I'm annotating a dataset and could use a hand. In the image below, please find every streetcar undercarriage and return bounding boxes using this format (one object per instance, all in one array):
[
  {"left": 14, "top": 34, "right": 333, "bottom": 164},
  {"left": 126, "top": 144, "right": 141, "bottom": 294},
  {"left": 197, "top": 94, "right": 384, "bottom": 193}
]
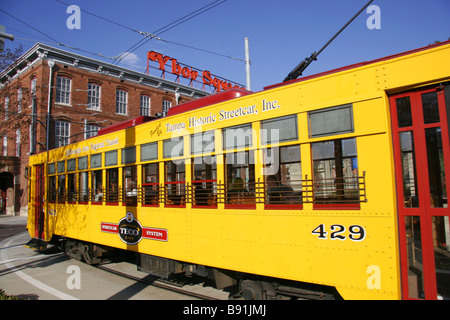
[{"left": 49, "top": 236, "right": 340, "bottom": 300}]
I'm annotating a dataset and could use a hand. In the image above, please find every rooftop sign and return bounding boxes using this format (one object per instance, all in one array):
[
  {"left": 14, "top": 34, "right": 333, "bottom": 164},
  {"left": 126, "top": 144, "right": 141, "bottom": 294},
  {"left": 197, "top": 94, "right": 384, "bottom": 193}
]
[{"left": 146, "top": 51, "right": 245, "bottom": 93}]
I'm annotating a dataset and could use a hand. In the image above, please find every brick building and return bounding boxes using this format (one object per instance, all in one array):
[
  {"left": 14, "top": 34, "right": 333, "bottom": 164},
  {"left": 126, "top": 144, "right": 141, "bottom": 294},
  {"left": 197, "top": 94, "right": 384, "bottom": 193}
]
[{"left": 0, "top": 43, "right": 209, "bottom": 216}]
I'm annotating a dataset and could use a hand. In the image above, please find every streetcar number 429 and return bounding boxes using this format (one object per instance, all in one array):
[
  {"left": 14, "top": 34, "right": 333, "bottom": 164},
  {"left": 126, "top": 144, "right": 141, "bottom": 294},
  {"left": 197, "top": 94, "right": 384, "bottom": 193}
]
[{"left": 311, "top": 224, "right": 366, "bottom": 241}]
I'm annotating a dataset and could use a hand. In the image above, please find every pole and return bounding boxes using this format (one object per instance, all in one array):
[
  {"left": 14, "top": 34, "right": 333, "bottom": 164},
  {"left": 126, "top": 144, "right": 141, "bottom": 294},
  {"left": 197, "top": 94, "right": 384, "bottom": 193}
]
[
  {"left": 46, "top": 60, "right": 55, "bottom": 151},
  {"left": 245, "top": 37, "right": 251, "bottom": 91}
]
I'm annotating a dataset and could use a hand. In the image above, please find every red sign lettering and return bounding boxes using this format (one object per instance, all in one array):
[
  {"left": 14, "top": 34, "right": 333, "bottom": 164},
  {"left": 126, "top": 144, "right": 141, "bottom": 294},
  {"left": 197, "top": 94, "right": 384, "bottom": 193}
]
[{"left": 146, "top": 51, "right": 244, "bottom": 93}]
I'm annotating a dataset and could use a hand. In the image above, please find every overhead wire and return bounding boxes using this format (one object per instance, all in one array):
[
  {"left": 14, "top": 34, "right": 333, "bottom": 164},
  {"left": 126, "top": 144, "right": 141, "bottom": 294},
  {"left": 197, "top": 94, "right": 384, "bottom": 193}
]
[{"left": 111, "top": 0, "right": 229, "bottom": 65}]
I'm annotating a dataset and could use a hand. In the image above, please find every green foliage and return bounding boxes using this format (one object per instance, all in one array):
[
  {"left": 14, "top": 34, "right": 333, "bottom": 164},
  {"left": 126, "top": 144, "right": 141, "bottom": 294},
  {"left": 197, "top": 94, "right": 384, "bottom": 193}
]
[{"left": 0, "top": 288, "right": 19, "bottom": 300}]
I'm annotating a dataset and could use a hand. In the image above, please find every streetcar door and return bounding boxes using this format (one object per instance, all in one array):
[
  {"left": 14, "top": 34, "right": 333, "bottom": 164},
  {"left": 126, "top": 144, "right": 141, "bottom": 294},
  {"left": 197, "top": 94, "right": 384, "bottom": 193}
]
[
  {"left": 34, "top": 164, "right": 45, "bottom": 239},
  {"left": 390, "top": 85, "right": 450, "bottom": 300}
]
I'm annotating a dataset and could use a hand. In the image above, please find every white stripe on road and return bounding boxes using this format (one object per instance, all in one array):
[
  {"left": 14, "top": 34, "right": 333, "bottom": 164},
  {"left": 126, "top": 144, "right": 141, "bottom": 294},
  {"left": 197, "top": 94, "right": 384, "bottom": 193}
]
[{"left": 1, "top": 233, "right": 78, "bottom": 300}]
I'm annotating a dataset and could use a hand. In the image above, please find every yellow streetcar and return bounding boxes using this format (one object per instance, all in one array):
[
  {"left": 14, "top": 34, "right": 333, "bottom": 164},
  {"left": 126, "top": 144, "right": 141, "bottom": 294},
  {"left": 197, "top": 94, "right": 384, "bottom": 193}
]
[{"left": 27, "top": 41, "right": 450, "bottom": 300}]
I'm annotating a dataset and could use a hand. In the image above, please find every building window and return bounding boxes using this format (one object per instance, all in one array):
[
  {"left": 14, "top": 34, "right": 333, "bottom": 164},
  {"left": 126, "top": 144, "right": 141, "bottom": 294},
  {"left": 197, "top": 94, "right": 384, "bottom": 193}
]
[
  {"left": 116, "top": 90, "right": 127, "bottom": 115},
  {"left": 56, "top": 76, "right": 71, "bottom": 104},
  {"left": 2, "top": 135, "right": 7, "bottom": 156},
  {"left": 55, "top": 121, "right": 70, "bottom": 147},
  {"left": 140, "top": 95, "right": 151, "bottom": 116},
  {"left": 17, "top": 88, "right": 22, "bottom": 113},
  {"left": 30, "top": 77, "right": 36, "bottom": 99},
  {"left": 162, "top": 100, "right": 172, "bottom": 117},
  {"left": 87, "top": 83, "right": 101, "bottom": 110},
  {"left": 85, "top": 124, "right": 100, "bottom": 139},
  {"left": 15, "top": 128, "right": 20, "bottom": 157},
  {"left": 4, "top": 97, "right": 9, "bottom": 120}
]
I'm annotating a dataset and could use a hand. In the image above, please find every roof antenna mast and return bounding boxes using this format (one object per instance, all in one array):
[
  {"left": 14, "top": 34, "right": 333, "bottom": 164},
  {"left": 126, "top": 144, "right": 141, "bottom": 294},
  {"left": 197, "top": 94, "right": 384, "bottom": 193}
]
[{"left": 283, "top": 0, "right": 374, "bottom": 82}]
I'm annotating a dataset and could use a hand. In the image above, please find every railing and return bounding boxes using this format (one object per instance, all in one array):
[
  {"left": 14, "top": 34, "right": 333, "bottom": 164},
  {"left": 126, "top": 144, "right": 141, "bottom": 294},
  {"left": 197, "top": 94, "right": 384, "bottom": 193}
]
[{"left": 46, "top": 172, "right": 367, "bottom": 209}]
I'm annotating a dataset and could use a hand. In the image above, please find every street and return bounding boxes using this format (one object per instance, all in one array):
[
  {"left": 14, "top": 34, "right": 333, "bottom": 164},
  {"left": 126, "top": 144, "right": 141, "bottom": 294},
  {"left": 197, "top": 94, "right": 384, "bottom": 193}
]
[{"left": 0, "top": 215, "right": 226, "bottom": 300}]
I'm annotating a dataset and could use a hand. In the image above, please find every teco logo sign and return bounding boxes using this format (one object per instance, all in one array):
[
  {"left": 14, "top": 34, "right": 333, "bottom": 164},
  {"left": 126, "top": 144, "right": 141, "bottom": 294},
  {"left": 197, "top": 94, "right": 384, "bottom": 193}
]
[
  {"left": 101, "top": 212, "right": 168, "bottom": 245},
  {"left": 147, "top": 51, "right": 245, "bottom": 93}
]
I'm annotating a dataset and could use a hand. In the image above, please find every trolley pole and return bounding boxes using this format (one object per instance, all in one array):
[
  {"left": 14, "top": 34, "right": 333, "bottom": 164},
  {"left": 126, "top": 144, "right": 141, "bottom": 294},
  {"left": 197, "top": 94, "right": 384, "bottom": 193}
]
[{"left": 245, "top": 37, "right": 251, "bottom": 91}]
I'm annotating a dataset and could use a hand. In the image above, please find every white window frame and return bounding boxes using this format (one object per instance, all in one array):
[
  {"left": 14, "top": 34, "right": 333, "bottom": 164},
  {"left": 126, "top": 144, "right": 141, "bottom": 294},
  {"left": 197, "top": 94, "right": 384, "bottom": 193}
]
[
  {"left": 55, "top": 121, "right": 70, "bottom": 147},
  {"left": 15, "top": 128, "right": 21, "bottom": 157},
  {"left": 56, "top": 76, "right": 71, "bottom": 105},
  {"left": 116, "top": 90, "right": 128, "bottom": 115},
  {"left": 3, "top": 135, "right": 7, "bottom": 156},
  {"left": 162, "top": 100, "right": 172, "bottom": 117},
  {"left": 87, "top": 83, "right": 101, "bottom": 110},
  {"left": 140, "top": 95, "right": 151, "bottom": 116},
  {"left": 85, "top": 124, "right": 100, "bottom": 139}
]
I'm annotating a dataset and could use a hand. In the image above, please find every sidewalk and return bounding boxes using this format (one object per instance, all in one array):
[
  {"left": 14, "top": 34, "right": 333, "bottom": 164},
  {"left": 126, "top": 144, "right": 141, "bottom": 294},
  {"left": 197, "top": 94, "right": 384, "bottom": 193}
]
[{"left": 0, "top": 215, "right": 28, "bottom": 225}]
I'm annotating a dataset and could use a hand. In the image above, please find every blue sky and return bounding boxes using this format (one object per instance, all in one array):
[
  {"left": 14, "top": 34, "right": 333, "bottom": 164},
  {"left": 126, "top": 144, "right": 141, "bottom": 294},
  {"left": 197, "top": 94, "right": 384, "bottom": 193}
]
[{"left": 1, "top": 0, "right": 449, "bottom": 92}]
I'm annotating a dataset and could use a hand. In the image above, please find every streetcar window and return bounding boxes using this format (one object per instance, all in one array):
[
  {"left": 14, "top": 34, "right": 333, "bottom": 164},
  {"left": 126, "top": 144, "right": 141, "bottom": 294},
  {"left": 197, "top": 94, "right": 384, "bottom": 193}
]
[
  {"left": 312, "top": 138, "right": 360, "bottom": 206},
  {"left": 48, "top": 163, "right": 56, "bottom": 175},
  {"left": 48, "top": 176, "right": 56, "bottom": 202},
  {"left": 67, "top": 172, "right": 76, "bottom": 202},
  {"left": 223, "top": 124, "right": 252, "bottom": 150},
  {"left": 91, "top": 153, "right": 102, "bottom": 168},
  {"left": 191, "top": 130, "right": 215, "bottom": 155},
  {"left": 57, "top": 174, "right": 66, "bottom": 202},
  {"left": 422, "top": 92, "right": 440, "bottom": 124},
  {"left": 192, "top": 155, "right": 217, "bottom": 207},
  {"left": 79, "top": 171, "right": 89, "bottom": 203},
  {"left": 261, "top": 115, "right": 298, "bottom": 145},
  {"left": 396, "top": 96, "right": 413, "bottom": 127},
  {"left": 164, "top": 160, "right": 185, "bottom": 206},
  {"left": 142, "top": 163, "right": 159, "bottom": 205},
  {"left": 57, "top": 160, "right": 65, "bottom": 173},
  {"left": 122, "top": 146, "right": 136, "bottom": 164},
  {"left": 106, "top": 168, "right": 119, "bottom": 203},
  {"left": 67, "top": 158, "right": 76, "bottom": 172},
  {"left": 78, "top": 156, "right": 88, "bottom": 170},
  {"left": 163, "top": 137, "right": 184, "bottom": 158},
  {"left": 225, "top": 151, "right": 255, "bottom": 207},
  {"left": 399, "top": 131, "right": 419, "bottom": 207},
  {"left": 308, "top": 104, "right": 354, "bottom": 138},
  {"left": 263, "top": 145, "right": 302, "bottom": 206},
  {"left": 105, "top": 150, "right": 117, "bottom": 166},
  {"left": 123, "top": 165, "right": 137, "bottom": 205},
  {"left": 141, "top": 142, "right": 158, "bottom": 161},
  {"left": 91, "top": 170, "right": 103, "bottom": 203},
  {"left": 79, "top": 156, "right": 89, "bottom": 203}
]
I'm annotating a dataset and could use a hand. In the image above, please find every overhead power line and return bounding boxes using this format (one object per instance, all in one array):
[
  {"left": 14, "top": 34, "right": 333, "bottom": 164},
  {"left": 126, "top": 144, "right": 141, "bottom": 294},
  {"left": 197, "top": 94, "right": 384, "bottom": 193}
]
[{"left": 112, "top": 0, "right": 228, "bottom": 65}]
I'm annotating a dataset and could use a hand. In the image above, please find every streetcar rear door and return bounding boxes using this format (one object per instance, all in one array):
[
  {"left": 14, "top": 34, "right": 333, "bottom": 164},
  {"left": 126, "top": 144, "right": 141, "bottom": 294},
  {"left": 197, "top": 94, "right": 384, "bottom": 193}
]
[{"left": 390, "top": 84, "right": 450, "bottom": 300}]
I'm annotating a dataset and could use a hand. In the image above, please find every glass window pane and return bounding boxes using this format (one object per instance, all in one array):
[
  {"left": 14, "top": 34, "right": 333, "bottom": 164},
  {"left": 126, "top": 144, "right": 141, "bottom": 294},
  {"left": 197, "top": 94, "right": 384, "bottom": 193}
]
[
  {"left": 432, "top": 216, "right": 450, "bottom": 299},
  {"left": 48, "top": 163, "right": 56, "bottom": 175},
  {"left": 67, "top": 158, "right": 76, "bottom": 172},
  {"left": 163, "top": 137, "right": 184, "bottom": 158},
  {"left": 396, "top": 96, "right": 413, "bottom": 127},
  {"left": 57, "top": 161, "right": 65, "bottom": 173},
  {"left": 141, "top": 142, "right": 158, "bottom": 161},
  {"left": 308, "top": 104, "right": 354, "bottom": 138},
  {"left": 261, "top": 115, "right": 298, "bottom": 144},
  {"left": 425, "top": 127, "right": 447, "bottom": 208},
  {"left": 404, "top": 216, "right": 425, "bottom": 299},
  {"left": 91, "top": 153, "right": 102, "bottom": 168},
  {"left": 122, "top": 146, "right": 136, "bottom": 164},
  {"left": 223, "top": 124, "right": 252, "bottom": 150},
  {"left": 399, "top": 131, "right": 419, "bottom": 208},
  {"left": 105, "top": 150, "right": 117, "bottom": 166},
  {"left": 422, "top": 92, "right": 440, "bottom": 124},
  {"left": 191, "top": 130, "right": 215, "bottom": 154},
  {"left": 78, "top": 156, "right": 88, "bottom": 170}
]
